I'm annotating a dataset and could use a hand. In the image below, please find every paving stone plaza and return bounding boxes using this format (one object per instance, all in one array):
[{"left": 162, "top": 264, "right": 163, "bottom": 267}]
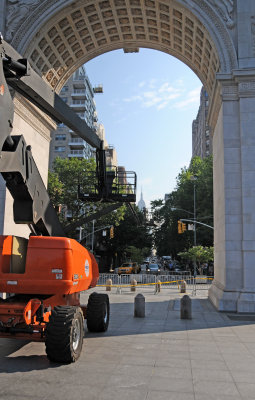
[
  {"left": 1, "top": 288, "right": 255, "bottom": 400},
  {"left": 1, "top": 1, "right": 255, "bottom": 397}
]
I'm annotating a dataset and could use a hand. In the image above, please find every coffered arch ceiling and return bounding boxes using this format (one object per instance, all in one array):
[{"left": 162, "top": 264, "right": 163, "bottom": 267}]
[{"left": 15, "top": 0, "right": 237, "bottom": 96}]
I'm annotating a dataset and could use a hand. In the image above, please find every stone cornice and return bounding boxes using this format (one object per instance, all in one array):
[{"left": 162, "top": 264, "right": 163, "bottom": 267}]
[
  {"left": 217, "top": 70, "right": 255, "bottom": 98},
  {"left": 208, "top": 69, "right": 255, "bottom": 132},
  {"left": 238, "top": 82, "right": 255, "bottom": 98},
  {"left": 221, "top": 82, "right": 239, "bottom": 101}
]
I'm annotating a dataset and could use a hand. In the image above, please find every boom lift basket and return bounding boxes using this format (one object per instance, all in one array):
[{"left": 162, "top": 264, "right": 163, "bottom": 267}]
[{"left": 78, "top": 166, "right": 136, "bottom": 203}]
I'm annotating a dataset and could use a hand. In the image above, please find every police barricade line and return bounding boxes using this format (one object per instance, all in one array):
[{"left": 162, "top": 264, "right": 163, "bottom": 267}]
[
  {"left": 98, "top": 273, "right": 191, "bottom": 285},
  {"left": 96, "top": 275, "right": 213, "bottom": 296},
  {"left": 98, "top": 274, "right": 181, "bottom": 285},
  {"left": 96, "top": 274, "right": 195, "bottom": 294}
]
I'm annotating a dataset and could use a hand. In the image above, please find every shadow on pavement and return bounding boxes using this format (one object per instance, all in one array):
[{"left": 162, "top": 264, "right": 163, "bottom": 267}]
[
  {"left": 0, "top": 354, "right": 61, "bottom": 373},
  {"left": 1, "top": 297, "right": 255, "bottom": 372},
  {"left": 0, "top": 339, "right": 61, "bottom": 372}
]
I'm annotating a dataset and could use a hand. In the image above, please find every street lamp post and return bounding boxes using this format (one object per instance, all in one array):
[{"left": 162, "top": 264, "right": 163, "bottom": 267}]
[
  {"left": 190, "top": 175, "right": 198, "bottom": 275},
  {"left": 78, "top": 226, "right": 83, "bottom": 242},
  {"left": 91, "top": 219, "right": 95, "bottom": 253},
  {"left": 190, "top": 175, "right": 197, "bottom": 247}
]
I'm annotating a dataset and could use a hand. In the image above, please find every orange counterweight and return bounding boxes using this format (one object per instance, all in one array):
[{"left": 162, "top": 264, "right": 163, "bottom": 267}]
[{"left": 0, "top": 235, "right": 99, "bottom": 295}]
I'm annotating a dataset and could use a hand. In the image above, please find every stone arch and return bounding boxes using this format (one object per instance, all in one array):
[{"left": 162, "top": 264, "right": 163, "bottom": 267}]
[
  {"left": 6, "top": 0, "right": 237, "bottom": 96},
  {"left": 6, "top": 0, "right": 255, "bottom": 314}
]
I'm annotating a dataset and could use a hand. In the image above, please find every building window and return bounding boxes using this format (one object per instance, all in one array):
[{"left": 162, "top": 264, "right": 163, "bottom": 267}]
[
  {"left": 55, "top": 134, "right": 66, "bottom": 141},
  {"left": 55, "top": 146, "right": 65, "bottom": 152},
  {"left": 73, "top": 89, "right": 86, "bottom": 94},
  {"left": 72, "top": 100, "right": 85, "bottom": 104}
]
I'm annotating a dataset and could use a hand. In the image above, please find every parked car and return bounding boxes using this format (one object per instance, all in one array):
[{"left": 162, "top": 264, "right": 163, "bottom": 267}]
[
  {"left": 118, "top": 262, "right": 140, "bottom": 274},
  {"left": 140, "top": 264, "right": 148, "bottom": 273},
  {"left": 147, "top": 263, "right": 161, "bottom": 274}
]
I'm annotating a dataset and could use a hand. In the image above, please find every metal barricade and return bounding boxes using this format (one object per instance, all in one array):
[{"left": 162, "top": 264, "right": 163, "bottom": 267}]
[
  {"left": 97, "top": 273, "right": 157, "bottom": 294},
  {"left": 192, "top": 275, "right": 213, "bottom": 295},
  {"left": 96, "top": 273, "right": 213, "bottom": 296},
  {"left": 97, "top": 273, "right": 118, "bottom": 286}
]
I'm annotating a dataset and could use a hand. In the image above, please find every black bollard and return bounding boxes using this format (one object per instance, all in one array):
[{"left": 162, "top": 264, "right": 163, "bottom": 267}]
[
  {"left": 180, "top": 295, "right": 192, "bottom": 319},
  {"left": 134, "top": 293, "right": 145, "bottom": 317}
]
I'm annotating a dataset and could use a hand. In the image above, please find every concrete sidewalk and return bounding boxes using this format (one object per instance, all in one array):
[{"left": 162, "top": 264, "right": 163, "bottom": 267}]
[{"left": 1, "top": 288, "right": 255, "bottom": 399}]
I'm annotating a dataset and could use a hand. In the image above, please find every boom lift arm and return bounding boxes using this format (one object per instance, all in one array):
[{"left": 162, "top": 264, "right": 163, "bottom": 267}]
[
  {"left": 0, "top": 39, "right": 138, "bottom": 362},
  {"left": 0, "top": 38, "right": 137, "bottom": 236}
]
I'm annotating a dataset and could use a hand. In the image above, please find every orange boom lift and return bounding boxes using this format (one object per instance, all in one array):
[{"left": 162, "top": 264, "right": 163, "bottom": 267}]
[{"left": 0, "top": 38, "right": 136, "bottom": 362}]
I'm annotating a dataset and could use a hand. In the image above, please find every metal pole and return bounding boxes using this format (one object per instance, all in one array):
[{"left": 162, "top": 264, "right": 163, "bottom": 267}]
[
  {"left": 193, "top": 179, "right": 197, "bottom": 278},
  {"left": 91, "top": 219, "right": 95, "bottom": 253},
  {"left": 194, "top": 182, "right": 196, "bottom": 246},
  {"left": 179, "top": 218, "right": 213, "bottom": 229},
  {"left": 79, "top": 226, "right": 83, "bottom": 241}
]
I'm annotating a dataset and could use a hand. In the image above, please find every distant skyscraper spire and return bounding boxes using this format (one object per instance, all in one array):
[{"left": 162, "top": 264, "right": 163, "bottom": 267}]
[{"left": 138, "top": 187, "right": 146, "bottom": 211}]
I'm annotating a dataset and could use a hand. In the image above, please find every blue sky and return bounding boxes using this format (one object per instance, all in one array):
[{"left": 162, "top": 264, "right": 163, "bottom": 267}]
[{"left": 86, "top": 48, "right": 202, "bottom": 208}]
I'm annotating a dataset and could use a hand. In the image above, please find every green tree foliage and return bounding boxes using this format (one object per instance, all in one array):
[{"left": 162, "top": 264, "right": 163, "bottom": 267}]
[
  {"left": 151, "top": 156, "right": 213, "bottom": 257},
  {"left": 48, "top": 157, "right": 95, "bottom": 222},
  {"left": 48, "top": 171, "right": 64, "bottom": 209},
  {"left": 124, "top": 246, "right": 151, "bottom": 264},
  {"left": 110, "top": 205, "right": 152, "bottom": 264},
  {"left": 178, "top": 246, "right": 214, "bottom": 269}
]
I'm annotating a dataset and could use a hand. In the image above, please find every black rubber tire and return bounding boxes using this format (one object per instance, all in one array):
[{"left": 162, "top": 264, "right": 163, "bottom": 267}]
[
  {"left": 86, "top": 292, "right": 110, "bottom": 332},
  {"left": 45, "top": 305, "right": 84, "bottom": 363}
]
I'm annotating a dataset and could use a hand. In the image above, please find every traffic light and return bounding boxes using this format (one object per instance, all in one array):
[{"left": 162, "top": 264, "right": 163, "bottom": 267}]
[
  {"left": 110, "top": 226, "right": 114, "bottom": 238},
  {"left": 178, "top": 221, "right": 186, "bottom": 234},
  {"left": 178, "top": 220, "right": 182, "bottom": 234}
]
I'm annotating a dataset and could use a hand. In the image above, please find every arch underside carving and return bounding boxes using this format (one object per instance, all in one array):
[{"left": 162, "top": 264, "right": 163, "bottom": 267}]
[{"left": 7, "top": 0, "right": 237, "bottom": 96}]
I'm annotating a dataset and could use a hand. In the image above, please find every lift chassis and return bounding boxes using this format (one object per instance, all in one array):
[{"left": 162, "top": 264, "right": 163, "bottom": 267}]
[{"left": 0, "top": 37, "right": 127, "bottom": 363}]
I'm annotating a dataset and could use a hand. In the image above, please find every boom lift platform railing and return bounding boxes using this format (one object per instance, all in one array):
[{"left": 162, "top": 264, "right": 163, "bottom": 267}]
[{"left": 78, "top": 145, "right": 136, "bottom": 203}]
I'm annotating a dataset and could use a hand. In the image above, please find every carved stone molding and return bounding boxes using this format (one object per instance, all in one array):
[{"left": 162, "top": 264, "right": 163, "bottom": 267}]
[
  {"left": 183, "top": 0, "right": 235, "bottom": 29},
  {"left": 5, "top": 0, "right": 41, "bottom": 42},
  {"left": 185, "top": 0, "right": 237, "bottom": 72},
  {"left": 206, "top": 0, "right": 234, "bottom": 29},
  {"left": 6, "top": 0, "right": 71, "bottom": 48},
  {"left": 238, "top": 81, "right": 255, "bottom": 98},
  {"left": 221, "top": 82, "right": 239, "bottom": 101}
]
